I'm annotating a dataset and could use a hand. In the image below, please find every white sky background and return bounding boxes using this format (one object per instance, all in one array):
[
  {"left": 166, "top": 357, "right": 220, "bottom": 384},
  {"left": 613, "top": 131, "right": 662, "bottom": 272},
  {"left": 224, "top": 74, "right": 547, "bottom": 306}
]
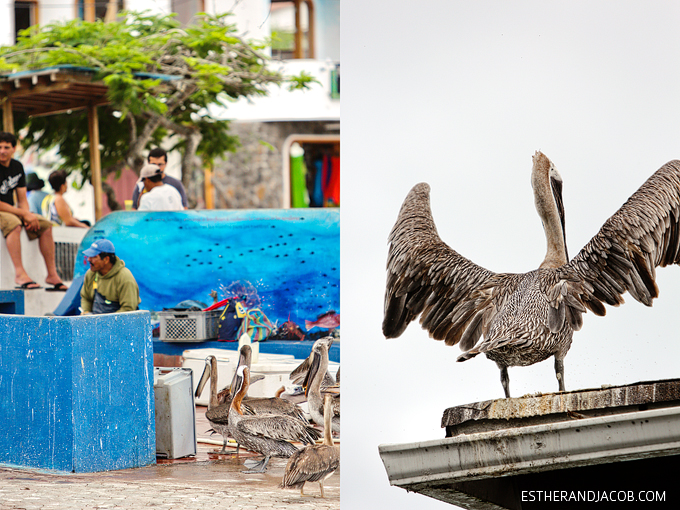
[{"left": 341, "top": 2, "right": 680, "bottom": 509}]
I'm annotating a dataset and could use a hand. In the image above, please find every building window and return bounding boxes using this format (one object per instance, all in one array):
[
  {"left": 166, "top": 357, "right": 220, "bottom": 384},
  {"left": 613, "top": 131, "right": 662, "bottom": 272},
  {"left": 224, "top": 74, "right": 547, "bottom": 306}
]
[
  {"left": 15, "top": 1, "right": 37, "bottom": 41},
  {"left": 271, "top": 0, "right": 315, "bottom": 60},
  {"left": 77, "top": 0, "right": 124, "bottom": 22},
  {"left": 172, "top": 0, "right": 205, "bottom": 26}
]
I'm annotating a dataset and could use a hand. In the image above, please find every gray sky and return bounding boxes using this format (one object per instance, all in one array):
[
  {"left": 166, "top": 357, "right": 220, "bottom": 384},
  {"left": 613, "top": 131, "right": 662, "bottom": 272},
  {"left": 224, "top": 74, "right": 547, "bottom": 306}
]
[{"left": 341, "top": 1, "right": 680, "bottom": 508}]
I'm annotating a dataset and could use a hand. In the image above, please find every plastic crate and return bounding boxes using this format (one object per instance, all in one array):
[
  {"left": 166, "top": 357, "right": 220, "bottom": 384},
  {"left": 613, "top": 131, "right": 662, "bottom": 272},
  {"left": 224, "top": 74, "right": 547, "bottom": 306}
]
[{"left": 158, "top": 309, "right": 221, "bottom": 342}]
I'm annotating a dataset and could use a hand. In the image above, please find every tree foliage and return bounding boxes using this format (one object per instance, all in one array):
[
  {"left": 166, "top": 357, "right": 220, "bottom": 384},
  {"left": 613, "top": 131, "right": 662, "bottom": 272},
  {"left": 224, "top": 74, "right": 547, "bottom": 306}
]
[{"left": 0, "top": 11, "right": 314, "bottom": 209}]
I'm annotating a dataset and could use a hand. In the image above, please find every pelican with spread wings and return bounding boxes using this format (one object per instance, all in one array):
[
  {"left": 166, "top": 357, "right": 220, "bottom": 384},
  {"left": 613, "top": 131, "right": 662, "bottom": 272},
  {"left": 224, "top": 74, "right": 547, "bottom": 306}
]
[{"left": 383, "top": 152, "right": 680, "bottom": 397}]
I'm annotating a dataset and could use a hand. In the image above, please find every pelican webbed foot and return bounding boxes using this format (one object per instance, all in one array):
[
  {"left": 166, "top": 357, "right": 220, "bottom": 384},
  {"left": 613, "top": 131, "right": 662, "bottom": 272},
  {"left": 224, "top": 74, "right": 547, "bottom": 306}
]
[{"left": 243, "top": 456, "right": 271, "bottom": 473}]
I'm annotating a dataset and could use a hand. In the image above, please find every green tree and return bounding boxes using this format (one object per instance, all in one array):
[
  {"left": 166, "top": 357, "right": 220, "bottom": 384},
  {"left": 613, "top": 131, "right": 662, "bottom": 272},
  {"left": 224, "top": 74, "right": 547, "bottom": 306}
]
[{"left": 0, "top": 11, "right": 315, "bottom": 209}]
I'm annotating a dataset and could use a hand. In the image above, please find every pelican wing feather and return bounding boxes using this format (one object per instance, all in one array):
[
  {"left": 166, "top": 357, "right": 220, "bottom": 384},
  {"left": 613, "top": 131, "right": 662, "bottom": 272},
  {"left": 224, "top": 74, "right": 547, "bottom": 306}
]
[
  {"left": 280, "top": 445, "right": 340, "bottom": 488},
  {"left": 383, "top": 182, "right": 497, "bottom": 347},
  {"left": 557, "top": 160, "right": 680, "bottom": 315},
  {"left": 235, "top": 414, "right": 320, "bottom": 445}
]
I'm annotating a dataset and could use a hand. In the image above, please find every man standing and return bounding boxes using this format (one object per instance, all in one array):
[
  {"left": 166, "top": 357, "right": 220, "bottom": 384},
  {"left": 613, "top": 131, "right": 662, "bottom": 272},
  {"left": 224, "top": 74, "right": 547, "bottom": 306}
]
[
  {"left": 0, "top": 132, "right": 67, "bottom": 291},
  {"left": 137, "top": 164, "right": 184, "bottom": 211},
  {"left": 80, "top": 239, "right": 140, "bottom": 314},
  {"left": 132, "top": 148, "right": 188, "bottom": 209}
]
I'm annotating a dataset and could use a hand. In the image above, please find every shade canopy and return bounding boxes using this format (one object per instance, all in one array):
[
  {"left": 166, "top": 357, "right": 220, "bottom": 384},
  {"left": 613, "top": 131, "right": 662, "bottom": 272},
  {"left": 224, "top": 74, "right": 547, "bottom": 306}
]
[{"left": 0, "top": 66, "right": 181, "bottom": 220}]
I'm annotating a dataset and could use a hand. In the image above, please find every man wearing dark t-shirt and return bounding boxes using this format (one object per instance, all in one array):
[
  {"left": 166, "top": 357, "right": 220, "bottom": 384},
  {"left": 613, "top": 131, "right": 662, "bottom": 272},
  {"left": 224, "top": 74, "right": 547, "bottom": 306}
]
[
  {"left": 0, "top": 132, "right": 67, "bottom": 291},
  {"left": 131, "top": 148, "right": 188, "bottom": 209}
]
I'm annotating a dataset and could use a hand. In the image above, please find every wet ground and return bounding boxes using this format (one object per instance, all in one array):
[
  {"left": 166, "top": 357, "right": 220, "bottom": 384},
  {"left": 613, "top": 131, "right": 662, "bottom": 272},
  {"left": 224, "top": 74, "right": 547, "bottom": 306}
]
[{"left": 0, "top": 407, "right": 339, "bottom": 510}]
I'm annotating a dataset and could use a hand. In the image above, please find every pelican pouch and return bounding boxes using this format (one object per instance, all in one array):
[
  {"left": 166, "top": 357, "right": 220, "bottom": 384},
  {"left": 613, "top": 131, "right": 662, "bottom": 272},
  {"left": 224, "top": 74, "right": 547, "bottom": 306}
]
[{"left": 217, "top": 298, "right": 246, "bottom": 341}]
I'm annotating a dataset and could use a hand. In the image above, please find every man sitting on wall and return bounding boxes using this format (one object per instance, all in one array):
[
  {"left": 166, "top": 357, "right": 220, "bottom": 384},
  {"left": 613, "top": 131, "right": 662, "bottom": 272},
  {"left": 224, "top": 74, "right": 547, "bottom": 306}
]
[
  {"left": 132, "top": 148, "right": 188, "bottom": 209},
  {"left": 137, "top": 164, "right": 184, "bottom": 211},
  {"left": 0, "top": 131, "right": 67, "bottom": 291},
  {"left": 80, "top": 239, "right": 140, "bottom": 314}
]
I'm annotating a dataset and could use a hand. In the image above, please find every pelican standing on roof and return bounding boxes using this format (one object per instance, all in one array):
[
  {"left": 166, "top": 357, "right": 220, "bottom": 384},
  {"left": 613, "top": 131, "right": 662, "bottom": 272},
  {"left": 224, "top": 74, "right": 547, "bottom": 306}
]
[
  {"left": 280, "top": 394, "right": 340, "bottom": 497},
  {"left": 304, "top": 339, "right": 340, "bottom": 433},
  {"left": 229, "top": 365, "right": 321, "bottom": 473},
  {"left": 383, "top": 152, "right": 680, "bottom": 398}
]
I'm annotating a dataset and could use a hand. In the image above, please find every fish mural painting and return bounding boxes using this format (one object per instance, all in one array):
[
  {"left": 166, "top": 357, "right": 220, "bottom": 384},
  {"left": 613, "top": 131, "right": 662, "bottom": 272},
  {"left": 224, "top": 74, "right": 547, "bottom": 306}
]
[
  {"left": 305, "top": 311, "right": 340, "bottom": 331},
  {"left": 74, "top": 209, "right": 339, "bottom": 332}
]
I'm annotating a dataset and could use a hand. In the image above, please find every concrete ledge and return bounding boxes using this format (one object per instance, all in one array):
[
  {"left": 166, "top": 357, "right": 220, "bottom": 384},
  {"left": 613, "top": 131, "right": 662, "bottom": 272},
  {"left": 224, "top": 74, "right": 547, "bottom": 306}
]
[
  {"left": 0, "top": 311, "right": 155, "bottom": 472},
  {"left": 0, "top": 226, "right": 87, "bottom": 316},
  {"left": 442, "top": 378, "right": 680, "bottom": 436}
]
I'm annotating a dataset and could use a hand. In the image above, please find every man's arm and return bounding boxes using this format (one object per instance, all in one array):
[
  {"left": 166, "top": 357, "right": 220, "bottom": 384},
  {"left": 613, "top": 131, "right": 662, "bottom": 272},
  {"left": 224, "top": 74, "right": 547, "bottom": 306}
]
[
  {"left": 177, "top": 183, "right": 188, "bottom": 209},
  {"left": 131, "top": 182, "right": 142, "bottom": 210},
  {"left": 117, "top": 270, "right": 140, "bottom": 312},
  {"left": 54, "top": 195, "right": 88, "bottom": 228},
  {"left": 0, "top": 187, "right": 40, "bottom": 230}
]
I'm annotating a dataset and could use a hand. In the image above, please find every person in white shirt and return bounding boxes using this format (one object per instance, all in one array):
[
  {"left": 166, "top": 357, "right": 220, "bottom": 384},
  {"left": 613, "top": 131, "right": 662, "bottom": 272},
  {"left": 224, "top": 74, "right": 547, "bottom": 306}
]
[{"left": 137, "top": 164, "right": 183, "bottom": 211}]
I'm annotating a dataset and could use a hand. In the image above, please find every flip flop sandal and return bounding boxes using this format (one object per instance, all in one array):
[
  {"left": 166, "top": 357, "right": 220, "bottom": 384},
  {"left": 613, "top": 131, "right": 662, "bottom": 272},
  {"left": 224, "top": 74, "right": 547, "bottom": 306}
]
[
  {"left": 15, "top": 281, "right": 42, "bottom": 290},
  {"left": 45, "top": 283, "right": 68, "bottom": 292}
]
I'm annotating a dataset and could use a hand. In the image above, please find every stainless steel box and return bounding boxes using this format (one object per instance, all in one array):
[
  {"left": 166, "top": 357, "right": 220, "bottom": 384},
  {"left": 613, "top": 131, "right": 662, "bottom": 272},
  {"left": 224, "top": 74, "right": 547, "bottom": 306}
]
[{"left": 154, "top": 368, "right": 197, "bottom": 459}]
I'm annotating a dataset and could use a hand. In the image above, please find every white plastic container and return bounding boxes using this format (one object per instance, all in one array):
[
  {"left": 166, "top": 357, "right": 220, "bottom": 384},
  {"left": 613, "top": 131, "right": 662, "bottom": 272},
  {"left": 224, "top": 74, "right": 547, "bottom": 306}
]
[
  {"left": 181, "top": 348, "right": 238, "bottom": 406},
  {"left": 183, "top": 348, "right": 302, "bottom": 401},
  {"left": 154, "top": 367, "right": 197, "bottom": 459}
]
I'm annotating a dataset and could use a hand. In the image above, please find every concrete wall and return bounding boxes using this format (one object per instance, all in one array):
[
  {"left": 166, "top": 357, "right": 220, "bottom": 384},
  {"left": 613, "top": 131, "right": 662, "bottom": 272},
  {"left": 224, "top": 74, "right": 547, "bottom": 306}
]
[
  {"left": 0, "top": 227, "right": 88, "bottom": 316},
  {"left": 0, "top": 311, "right": 155, "bottom": 472},
  {"left": 212, "top": 120, "right": 339, "bottom": 208}
]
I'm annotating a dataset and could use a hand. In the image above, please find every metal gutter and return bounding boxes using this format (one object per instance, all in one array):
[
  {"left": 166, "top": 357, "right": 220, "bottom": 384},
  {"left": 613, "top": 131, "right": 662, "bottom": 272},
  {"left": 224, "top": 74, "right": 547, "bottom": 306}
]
[{"left": 379, "top": 405, "right": 680, "bottom": 488}]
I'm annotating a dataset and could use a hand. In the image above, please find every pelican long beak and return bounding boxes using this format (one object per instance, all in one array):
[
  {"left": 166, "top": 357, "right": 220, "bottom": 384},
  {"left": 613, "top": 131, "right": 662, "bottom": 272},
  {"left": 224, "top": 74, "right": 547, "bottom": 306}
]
[
  {"left": 304, "top": 351, "right": 322, "bottom": 398},
  {"left": 195, "top": 359, "right": 211, "bottom": 398},
  {"left": 550, "top": 173, "right": 568, "bottom": 261}
]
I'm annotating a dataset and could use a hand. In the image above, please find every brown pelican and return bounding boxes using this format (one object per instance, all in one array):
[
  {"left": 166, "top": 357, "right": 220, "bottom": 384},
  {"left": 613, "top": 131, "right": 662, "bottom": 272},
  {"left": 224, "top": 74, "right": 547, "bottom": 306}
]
[
  {"left": 223, "top": 345, "right": 309, "bottom": 421},
  {"left": 289, "top": 336, "right": 338, "bottom": 388},
  {"left": 383, "top": 152, "right": 680, "bottom": 398},
  {"left": 304, "top": 339, "right": 340, "bottom": 433},
  {"left": 195, "top": 349, "right": 309, "bottom": 453},
  {"left": 229, "top": 365, "right": 321, "bottom": 473},
  {"left": 196, "top": 354, "right": 243, "bottom": 453},
  {"left": 280, "top": 394, "right": 340, "bottom": 497}
]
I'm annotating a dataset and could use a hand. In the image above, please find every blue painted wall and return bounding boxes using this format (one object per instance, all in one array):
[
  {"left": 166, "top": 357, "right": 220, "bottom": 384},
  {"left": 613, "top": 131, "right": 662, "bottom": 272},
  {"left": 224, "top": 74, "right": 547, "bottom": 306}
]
[
  {"left": 0, "top": 312, "right": 156, "bottom": 472},
  {"left": 74, "top": 209, "right": 340, "bottom": 333}
]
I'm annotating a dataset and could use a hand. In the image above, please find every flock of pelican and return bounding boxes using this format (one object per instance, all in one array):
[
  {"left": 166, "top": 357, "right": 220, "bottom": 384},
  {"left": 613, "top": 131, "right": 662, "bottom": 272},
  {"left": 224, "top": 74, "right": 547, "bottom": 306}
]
[
  {"left": 195, "top": 337, "right": 340, "bottom": 497},
  {"left": 384, "top": 152, "right": 680, "bottom": 397}
]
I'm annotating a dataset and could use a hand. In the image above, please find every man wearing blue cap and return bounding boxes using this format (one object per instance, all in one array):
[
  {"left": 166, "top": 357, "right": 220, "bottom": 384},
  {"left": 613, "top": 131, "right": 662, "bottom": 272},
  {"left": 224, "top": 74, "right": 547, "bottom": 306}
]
[{"left": 80, "top": 239, "right": 140, "bottom": 314}]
